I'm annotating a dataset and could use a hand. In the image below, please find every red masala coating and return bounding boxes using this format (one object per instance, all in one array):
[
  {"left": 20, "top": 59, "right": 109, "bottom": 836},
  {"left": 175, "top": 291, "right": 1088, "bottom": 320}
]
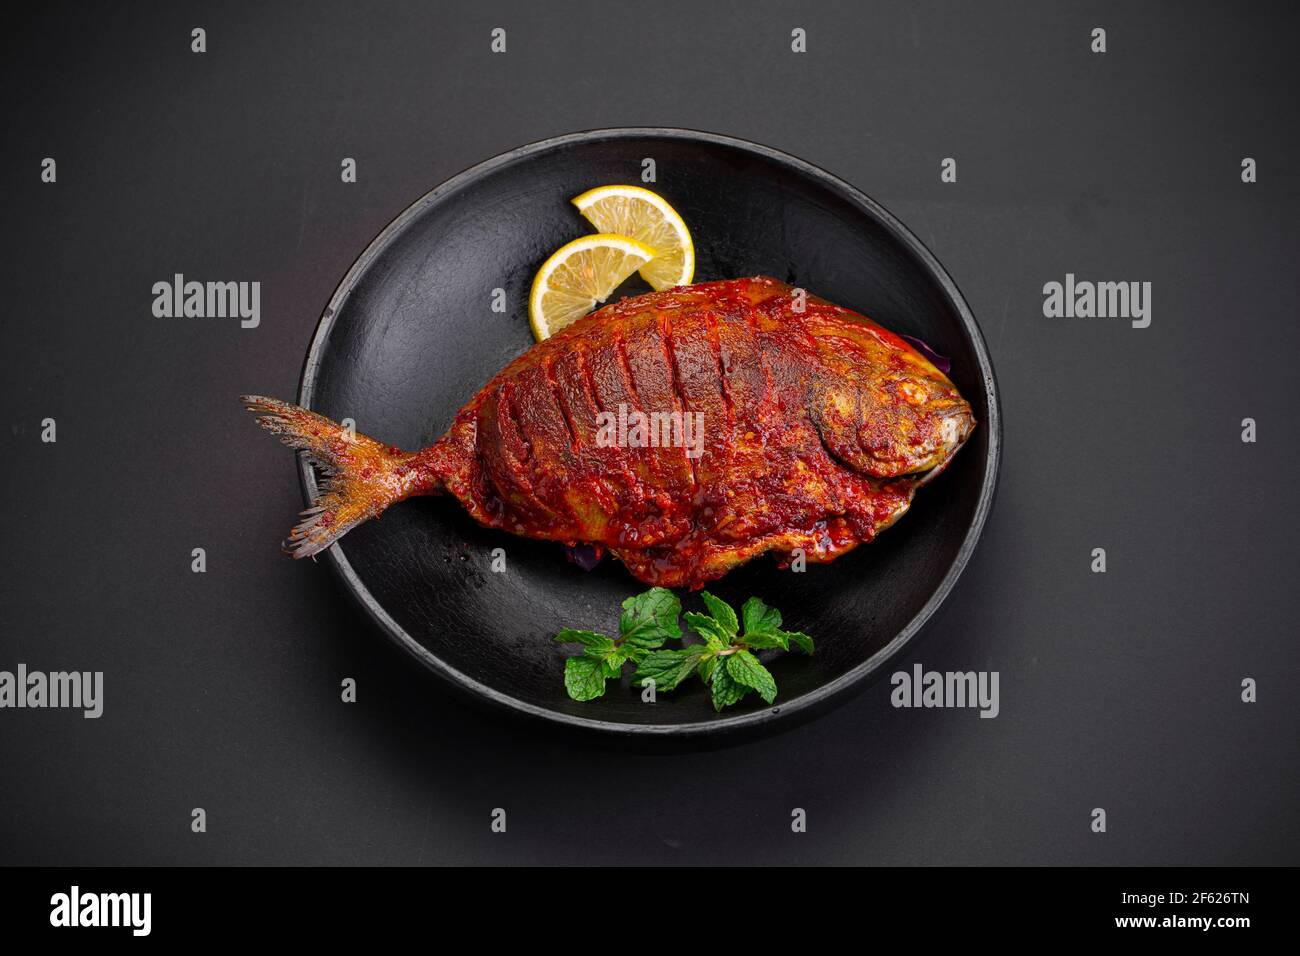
[
  {"left": 408, "top": 277, "right": 975, "bottom": 587},
  {"left": 246, "top": 278, "right": 974, "bottom": 587}
]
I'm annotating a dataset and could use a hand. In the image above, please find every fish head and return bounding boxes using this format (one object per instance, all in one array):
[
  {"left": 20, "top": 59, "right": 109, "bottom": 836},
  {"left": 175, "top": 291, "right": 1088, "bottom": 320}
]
[{"left": 811, "top": 339, "right": 975, "bottom": 480}]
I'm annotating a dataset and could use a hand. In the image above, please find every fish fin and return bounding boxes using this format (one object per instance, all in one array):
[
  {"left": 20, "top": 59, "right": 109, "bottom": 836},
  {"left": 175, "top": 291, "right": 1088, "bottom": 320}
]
[{"left": 240, "top": 395, "right": 424, "bottom": 558}]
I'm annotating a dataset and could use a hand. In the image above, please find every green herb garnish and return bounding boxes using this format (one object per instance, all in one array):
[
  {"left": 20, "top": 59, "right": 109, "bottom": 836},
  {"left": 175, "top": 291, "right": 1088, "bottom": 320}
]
[
  {"left": 554, "top": 587, "right": 682, "bottom": 701},
  {"left": 555, "top": 588, "right": 813, "bottom": 711},
  {"left": 658, "top": 592, "right": 813, "bottom": 711}
]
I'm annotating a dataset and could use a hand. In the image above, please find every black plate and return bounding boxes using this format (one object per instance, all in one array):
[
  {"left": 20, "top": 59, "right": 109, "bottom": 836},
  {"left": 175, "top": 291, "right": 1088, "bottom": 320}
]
[{"left": 297, "top": 128, "right": 1000, "bottom": 740}]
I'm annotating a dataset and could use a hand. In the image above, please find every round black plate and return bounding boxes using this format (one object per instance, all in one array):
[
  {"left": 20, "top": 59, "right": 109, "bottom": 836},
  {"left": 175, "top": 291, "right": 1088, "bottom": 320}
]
[{"left": 297, "top": 128, "right": 1000, "bottom": 740}]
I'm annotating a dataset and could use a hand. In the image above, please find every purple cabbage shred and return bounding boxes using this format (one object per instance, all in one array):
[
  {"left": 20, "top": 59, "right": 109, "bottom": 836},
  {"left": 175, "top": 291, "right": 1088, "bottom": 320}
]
[
  {"left": 563, "top": 543, "right": 603, "bottom": 571},
  {"left": 899, "top": 334, "right": 952, "bottom": 374}
]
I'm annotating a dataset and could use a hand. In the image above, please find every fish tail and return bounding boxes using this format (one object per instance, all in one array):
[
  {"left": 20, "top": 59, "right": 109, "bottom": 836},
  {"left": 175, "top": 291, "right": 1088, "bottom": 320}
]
[{"left": 240, "top": 395, "right": 430, "bottom": 558}]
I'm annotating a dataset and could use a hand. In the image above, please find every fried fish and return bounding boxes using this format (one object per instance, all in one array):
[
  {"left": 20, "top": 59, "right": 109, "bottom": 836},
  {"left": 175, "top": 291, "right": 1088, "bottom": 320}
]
[{"left": 243, "top": 277, "right": 974, "bottom": 588}]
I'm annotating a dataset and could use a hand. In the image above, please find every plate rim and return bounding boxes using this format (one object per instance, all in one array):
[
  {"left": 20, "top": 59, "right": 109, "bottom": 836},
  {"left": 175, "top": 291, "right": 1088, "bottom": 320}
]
[{"left": 295, "top": 126, "right": 1002, "bottom": 738}]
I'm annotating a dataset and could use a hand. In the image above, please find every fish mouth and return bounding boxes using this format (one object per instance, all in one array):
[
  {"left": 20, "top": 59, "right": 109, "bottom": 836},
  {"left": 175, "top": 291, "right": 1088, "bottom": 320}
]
[{"left": 915, "top": 408, "right": 975, "bottom": 487}]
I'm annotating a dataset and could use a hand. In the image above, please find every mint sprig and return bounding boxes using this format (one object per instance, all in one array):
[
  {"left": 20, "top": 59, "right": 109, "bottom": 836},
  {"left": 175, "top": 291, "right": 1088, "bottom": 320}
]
[
  {"left": 671, "top": 591, "right": 814, "bottom": 711},
  {"left": 557, "top": 588, "right": 814, "bottom": 710},
  {"left": 554, "top": 587, "right": 682, "bottom": 701}
]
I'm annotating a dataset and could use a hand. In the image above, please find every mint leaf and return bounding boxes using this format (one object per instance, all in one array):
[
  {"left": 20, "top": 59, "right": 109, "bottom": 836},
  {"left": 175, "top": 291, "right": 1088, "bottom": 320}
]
[
  {"left": 555, "top": 628, "right": 616, "bottom": 655},
  {"left": 564, "top": 656, "right": 609, "bottom": 701},
  {"left": 697, "top": 652, "right": 719, "bottom": 684},
  {"left": 738, "top": 597, "right": 813, "bottom": 654},
  {"left": 555, "top": 628, "right": 627, "bottom": 700},
  {"left": 710, "top": 657, "right": 752, "bottom": 711},
  {"left": 619, "top": 587, "right": 682, "bottom": 648},
  {"left": 684, "top": 611, "right": 732, "bottom": 650},
  {"left": 634, "top": 647, "right": 704, "bottom": 692},
  {"left": 741, "top": 629, "right": 789, "bottom": 651},
  {"left": 603, "top": 649, "right": 629, "bottom": 676},
  {"left": 783, "top": 631, "right": 814, "bottom": 655},
  {"left": 741, "top": 596, "right": 782, "bottom": 636},
  {"left": 727, "top": 650, "right": 777, "bottom": 705},
  {"left": 699, "top": 591, "right": 739, "bottom": 638}
]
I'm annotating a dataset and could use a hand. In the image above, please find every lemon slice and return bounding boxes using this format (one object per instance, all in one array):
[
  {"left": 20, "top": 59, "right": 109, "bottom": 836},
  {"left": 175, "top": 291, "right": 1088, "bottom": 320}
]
[
  {"left": 529, "top": 233, "right": 657, "bottom": 341},
  {"left": 571, "top": 185, "right": 694, "bottom": 291}
]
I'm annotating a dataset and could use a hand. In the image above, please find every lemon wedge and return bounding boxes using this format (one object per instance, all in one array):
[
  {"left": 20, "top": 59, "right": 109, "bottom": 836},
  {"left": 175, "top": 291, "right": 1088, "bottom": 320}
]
[
  {"left": 529, "top": 233, "right": 657, "bottom": 341},
  {"left": 571, "top": 185, "right": 694, "bottom": 291}
]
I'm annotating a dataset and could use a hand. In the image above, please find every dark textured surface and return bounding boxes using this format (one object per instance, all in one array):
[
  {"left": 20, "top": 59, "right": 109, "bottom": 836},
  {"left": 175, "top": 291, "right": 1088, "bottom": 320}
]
[
  {"left": 301, "top": 131, "right": 997, "bottom": 735},
  {"left": 2, "top": 1, "right": 1297, "bottom": 864}
]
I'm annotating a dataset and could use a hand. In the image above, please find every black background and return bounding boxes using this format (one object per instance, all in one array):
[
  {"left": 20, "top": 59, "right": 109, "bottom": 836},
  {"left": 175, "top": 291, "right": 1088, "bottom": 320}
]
[{"left": 2, "top": 1, "right": 1297, "bottom": 865}]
